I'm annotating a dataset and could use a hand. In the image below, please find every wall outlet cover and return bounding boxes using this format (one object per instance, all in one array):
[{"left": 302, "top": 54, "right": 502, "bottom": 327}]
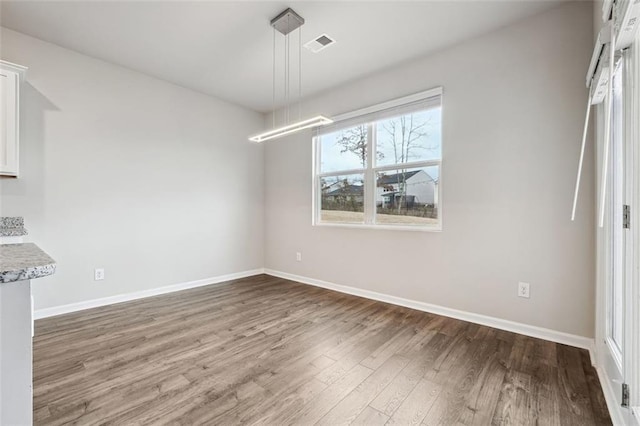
[
  {"left": 94, "top": 268, "right": 105, "bottom": 281},
  {"left": 518, "top": 282, "right": 530, "bottom": 298}
]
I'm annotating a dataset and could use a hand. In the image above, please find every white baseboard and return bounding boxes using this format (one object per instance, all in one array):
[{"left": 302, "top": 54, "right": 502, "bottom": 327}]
[
  {"left": 33, "top": 267, "right": 612, "bottom": 420},
  {"left": 589, "top": 340, "right": 597, "bottom": 367},
  {"left": 34, "top": 268, "right": 265, "bottom": 319},
  {"left": 37, "top": 267, "right": 595, "bottom": 353},
  {"left": 264, "top": 269, "right": 595, "bottom": 352}
]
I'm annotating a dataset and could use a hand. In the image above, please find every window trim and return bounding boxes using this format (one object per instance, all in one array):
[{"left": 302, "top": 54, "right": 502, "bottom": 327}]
[
  {"left": 312, "top": 87, "right": 443, "bottom": 231},
  {"left": 330, "top": 87, "right": 442, "bottom": 123}
]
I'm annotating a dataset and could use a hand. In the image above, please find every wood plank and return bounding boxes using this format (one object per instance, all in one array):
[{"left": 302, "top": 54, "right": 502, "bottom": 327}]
[
  {"left": 316, "top": 354, "right": 410, "bottom": 425},
  {"left": 580, "top": 350, "right": 611, "bottom": 426},
  {"left": 31, "top": 274, "right": 611, "bottom": 425},
  {"left": 281, "top": 364, "right": 373, "bottom": 425},
  {"left": 351, "top": 406, "right": 389, "bottom": 425},
  {"left": 555, "top": 344, "right": 600, "bottom": 425},
  {"left": 369, "top": 331, "right": 450, "bottom": 416},
  {"left": 387, "top": 377, "right": 441, "bottom": 425}
]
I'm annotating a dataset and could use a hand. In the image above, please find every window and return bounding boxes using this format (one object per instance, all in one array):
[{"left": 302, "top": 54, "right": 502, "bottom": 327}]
[{"left": 313, "top": 88, "right": 442, "bottom": 230}]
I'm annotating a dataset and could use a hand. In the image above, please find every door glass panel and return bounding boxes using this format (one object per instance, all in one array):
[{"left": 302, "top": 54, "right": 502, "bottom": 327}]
[{"left": 609, "top": 62, "right": 624, "bottom": 355}]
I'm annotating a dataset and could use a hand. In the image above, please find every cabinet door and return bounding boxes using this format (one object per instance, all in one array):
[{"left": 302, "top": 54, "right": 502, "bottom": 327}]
[{"left": 0, "top": 69, "right": 19, "bottom": 176}]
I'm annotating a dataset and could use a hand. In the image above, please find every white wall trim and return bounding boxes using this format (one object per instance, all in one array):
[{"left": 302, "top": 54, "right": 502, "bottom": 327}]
[
  {"left": 36, "top": 266, "right": 595, "bottom": 354},
  {"left": 632, "top": 407, "right": 640, "bottom": 426},
  {"left": 264, "top": 269, "right": 595, "bottom": 352},
  {"left": 34, "top": 268, "right": 265, "bottom": 319},
  {"left": 589, "top": 340, "right": 597, "bottom": 367},
  {"left": 594, "top": 362, "right": 635, "bottom": 425},
  {"left": 330, "top": 86, "right": 442, "bottom": 123}
]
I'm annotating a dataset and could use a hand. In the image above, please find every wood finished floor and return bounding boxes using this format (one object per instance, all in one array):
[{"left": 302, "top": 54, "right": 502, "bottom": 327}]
[{"left": 33, "top": 274, "right": 611, "bottom": 425}]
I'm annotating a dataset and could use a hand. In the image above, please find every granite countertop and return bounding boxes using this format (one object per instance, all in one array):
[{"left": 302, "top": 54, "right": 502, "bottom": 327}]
[
  {"left": 0, "top": 227, "right": 29, "bottom": 237},
  {"left": 0, "top": 243, "right": 56, "bottom": 283},
  {"left": 0, "top": 217, "right": 28, "bottom": 237}
]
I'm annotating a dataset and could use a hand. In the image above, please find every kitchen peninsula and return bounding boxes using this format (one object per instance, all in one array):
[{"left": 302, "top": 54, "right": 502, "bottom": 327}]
[{"left": 0, "top": 243, "right": 56, "bottom": 425}]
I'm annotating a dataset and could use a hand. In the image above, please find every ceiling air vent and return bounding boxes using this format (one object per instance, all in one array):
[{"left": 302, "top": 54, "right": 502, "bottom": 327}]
[{"left": 304, "top": 34, "right": 335, "bottom": 53}]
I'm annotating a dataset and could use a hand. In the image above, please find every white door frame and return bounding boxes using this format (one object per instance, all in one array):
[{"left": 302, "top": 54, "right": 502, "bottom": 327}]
[
  {"left": 595, "top": 38, "right": 639, "bottom": 426},
  {"left": 602, "top": 55, "right": 630, "bottom": 416},
  {"left": 628, "top": 31, "right": 640, "bottom": 424}
]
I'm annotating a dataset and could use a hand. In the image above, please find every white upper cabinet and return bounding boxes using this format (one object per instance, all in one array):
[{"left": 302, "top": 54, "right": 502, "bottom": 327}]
[{"left": 0, "top": 61, "right": 27, "bottom": 177}]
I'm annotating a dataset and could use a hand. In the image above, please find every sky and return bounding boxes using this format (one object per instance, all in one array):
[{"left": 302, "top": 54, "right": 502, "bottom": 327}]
[{"left": 319, "top": 107, "right": 442, "bottom": 174}]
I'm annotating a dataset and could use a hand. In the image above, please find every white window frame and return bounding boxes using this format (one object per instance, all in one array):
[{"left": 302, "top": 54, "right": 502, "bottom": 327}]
[
  {"left": 628, "top": 29, "right": 640, "bottom": 423},
  {"left": 312, "top": 87, "right": 443, "bottom": 232}
]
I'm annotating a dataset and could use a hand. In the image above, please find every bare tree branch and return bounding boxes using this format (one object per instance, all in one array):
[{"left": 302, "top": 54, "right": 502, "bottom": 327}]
[{"left": 335, "top": 125, "right": 367, "bottom": 168}]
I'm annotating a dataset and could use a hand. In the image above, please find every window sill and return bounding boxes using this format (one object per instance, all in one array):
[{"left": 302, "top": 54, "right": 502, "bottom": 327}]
[{"left": 313, "top": 222, "right": 442, "bottom": 232}]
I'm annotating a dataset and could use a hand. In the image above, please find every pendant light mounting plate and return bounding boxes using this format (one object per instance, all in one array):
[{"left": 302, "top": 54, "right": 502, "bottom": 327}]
[{"left": 271, "top": 8, "right": 305, "bottom": 35}]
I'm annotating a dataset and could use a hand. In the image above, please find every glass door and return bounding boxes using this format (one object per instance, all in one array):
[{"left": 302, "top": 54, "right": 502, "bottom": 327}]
[{"left": 602, "top": 56, "right": 633, "bottom": 417}]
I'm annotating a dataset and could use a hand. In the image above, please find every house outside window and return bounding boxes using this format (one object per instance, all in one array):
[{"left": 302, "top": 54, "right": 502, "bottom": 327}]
[{"left": 313, "top": 88, "right": 443, "bottom": 230}]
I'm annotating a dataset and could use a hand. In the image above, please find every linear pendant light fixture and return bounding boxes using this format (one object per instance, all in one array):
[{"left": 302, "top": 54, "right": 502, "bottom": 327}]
[
  {"left": 249, "top": 115, "right": 333, "bottom": 143},
  {"left": 249, "top": 8, "right": 333, "bottom": 143}
]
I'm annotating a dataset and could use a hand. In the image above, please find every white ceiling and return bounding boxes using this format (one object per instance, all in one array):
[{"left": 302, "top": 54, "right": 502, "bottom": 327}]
[{"left": 0, "top": 1, "right": 569, "bottom": 113}]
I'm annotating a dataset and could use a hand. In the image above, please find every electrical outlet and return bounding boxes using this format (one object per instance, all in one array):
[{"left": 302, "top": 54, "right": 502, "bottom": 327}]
[
  {"left": 296, "top": 252, "right": 302, "bottom": 262},
  {"left": 94, "top": 268, "right": 105, "bottom": 281},
  {"left": 518, "top": 282, "right": 530, "bottom": 298}
]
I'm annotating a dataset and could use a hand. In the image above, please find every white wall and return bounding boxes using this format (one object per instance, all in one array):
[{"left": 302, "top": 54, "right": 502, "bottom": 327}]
[
  {"left": 0, "top": 28, "right": 265, "bottom": 310},
  {"left": 264, "top": 2, "right": 596, "bottom": 337}
]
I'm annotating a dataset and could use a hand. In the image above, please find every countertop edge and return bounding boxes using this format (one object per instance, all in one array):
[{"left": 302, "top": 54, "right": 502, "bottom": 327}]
[
  {"left": 0, "top": 243, "right": 57, "bottom": 284},
  {"left": 0, "top": 262, "right": 57, "bottom": 283}
]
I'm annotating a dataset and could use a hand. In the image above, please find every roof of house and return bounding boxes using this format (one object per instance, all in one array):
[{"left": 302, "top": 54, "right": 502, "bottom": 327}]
[
  {"left": 324, "top": 181, "right": 343, "bottom": 188},
  {"left": 381, "top": 191, "right": 415, "bottom": 198},
  {"left": 325, "top": 185, "right": 364, "bottom": 196},
  {"left": 377, "top": 170, "right": 425, "bottom": 185}
]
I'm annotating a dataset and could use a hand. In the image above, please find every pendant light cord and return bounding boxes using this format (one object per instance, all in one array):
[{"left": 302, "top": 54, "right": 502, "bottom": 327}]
[
  {"left": 271, "top": 11, "right": 307, "bottom": 128},
  {"left": 283, "top": 26, "right": 287, "bottom": 125},
  {"left": 286, "top": 14, "right": 290, "bottom": 124},
  {"left": 252, "top": 9, "right": 331, "bottom": 143}
]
